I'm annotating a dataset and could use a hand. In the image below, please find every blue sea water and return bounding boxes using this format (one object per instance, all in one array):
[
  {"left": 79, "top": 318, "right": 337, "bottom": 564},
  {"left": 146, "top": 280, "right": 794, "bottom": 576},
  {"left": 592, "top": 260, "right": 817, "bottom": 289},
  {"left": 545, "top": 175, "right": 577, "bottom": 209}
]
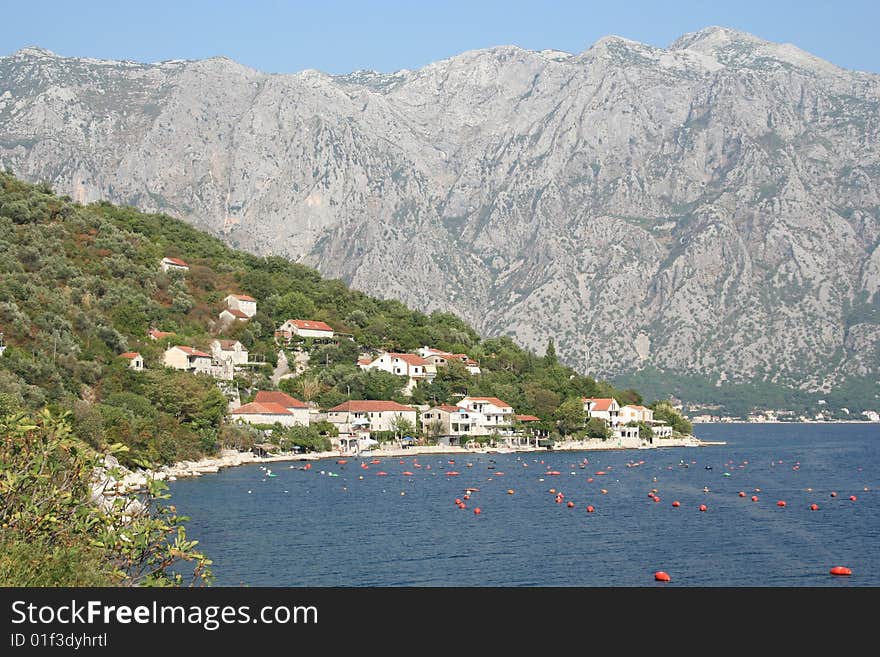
[{"left": 168, "top": 423, "right": 879, "bottom": 586}]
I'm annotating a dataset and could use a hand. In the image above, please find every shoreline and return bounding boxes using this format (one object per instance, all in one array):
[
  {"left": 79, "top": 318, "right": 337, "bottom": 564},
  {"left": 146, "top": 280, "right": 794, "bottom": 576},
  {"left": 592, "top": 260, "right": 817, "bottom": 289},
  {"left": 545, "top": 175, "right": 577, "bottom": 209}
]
[{"left": 118, "top": 435, "right": 719, "bottom": 489}]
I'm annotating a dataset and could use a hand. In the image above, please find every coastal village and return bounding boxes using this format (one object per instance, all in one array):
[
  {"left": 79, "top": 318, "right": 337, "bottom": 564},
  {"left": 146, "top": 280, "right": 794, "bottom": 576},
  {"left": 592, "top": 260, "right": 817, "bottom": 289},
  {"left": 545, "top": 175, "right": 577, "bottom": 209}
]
[{"left": 128, "top": 255, "right": 679, "bottom": 455}]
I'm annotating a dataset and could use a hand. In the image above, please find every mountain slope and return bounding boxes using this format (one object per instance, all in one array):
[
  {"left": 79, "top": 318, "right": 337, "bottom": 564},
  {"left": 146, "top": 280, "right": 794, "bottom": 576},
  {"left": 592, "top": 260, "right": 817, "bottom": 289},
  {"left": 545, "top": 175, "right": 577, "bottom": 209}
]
[{"left": 1, "top": 28, "right": 878, "bottom": 405}]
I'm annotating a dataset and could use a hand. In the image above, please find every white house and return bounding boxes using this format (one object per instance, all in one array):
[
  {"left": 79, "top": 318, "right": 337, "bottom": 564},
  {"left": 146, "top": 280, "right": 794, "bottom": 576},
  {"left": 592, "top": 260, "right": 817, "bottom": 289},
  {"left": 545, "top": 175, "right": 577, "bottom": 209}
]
[
  {"left": 421, "top": 404, "right": 480, "bottom": 444},
  {"left": 230, "top": 401, "right": 301, "bottom": 427},
  {"left": 160, "top": 257, "right": 189, "bottom": 273},
  {"left": 224, "top": 294, "right": 257, "bottom": 318},
  {"left": 583, "top": 398, "right": 621, "bottom": 425},
  {"left": 119, "top": 351, "right": 144, "bottom": 371},
  {"left": 326, "top": 400, "right": 417, "bottom": 434},
  {"left": 219, "top": 308, "right": 250, "bottom": 324},
  {"left": 417, "top": 347, "right": 481, "bottom": 375},
  {"left": 619, "top": 404, "right": 654, "bottom": 424},
  {"left": 359, "top": 352, "right": 436, "bottom": 395},
  {"left": 211, "top": 339, "right": 249, "bottom": 366},
  {"left": 276, "top": 319, "right": 335, "bottom": 341},
  {"left": 253, "top": 390, "right": 310, "bottom": 426},
  {"left": 456, "top": 397, "right": 515, "bottom": 435},
  {"left": 163, "top": 346, "right": 213, "bottom": 375}
]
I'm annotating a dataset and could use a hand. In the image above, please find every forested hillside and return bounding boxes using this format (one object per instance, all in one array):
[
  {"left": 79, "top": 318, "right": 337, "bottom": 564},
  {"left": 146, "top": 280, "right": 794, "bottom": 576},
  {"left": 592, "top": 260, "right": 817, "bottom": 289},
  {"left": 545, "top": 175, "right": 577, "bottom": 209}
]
[{"left": 0, "top": 172, "right": 655, "bottom": 467}]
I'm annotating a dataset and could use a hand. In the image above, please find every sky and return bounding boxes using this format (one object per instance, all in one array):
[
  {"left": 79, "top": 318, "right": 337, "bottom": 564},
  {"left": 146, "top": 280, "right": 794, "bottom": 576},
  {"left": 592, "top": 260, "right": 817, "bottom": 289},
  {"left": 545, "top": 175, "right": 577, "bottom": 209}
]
[{"left": 1, "top": 0, "right": 879, "bottom": 75}]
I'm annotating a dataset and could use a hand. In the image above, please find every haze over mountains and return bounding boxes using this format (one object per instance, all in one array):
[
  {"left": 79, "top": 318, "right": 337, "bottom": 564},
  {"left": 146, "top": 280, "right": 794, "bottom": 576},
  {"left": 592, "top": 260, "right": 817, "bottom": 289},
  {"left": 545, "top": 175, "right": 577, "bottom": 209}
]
[{"left": 1, "top": 26, "right": 878, "bottom": 405}]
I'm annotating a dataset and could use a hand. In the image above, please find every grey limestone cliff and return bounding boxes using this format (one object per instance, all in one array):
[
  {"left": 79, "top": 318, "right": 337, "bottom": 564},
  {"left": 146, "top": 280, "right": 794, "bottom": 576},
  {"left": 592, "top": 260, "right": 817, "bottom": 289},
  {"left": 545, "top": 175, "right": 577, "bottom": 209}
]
[{"left": 1, "top": 27, "right": 878, "bottom": 394}]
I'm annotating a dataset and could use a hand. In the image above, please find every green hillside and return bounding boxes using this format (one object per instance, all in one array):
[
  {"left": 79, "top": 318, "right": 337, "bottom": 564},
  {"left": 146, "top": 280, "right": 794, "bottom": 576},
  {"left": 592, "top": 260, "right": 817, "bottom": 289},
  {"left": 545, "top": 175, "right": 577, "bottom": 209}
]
[{"left": 0, "top": 172, "right": 663, "bottom": 467}]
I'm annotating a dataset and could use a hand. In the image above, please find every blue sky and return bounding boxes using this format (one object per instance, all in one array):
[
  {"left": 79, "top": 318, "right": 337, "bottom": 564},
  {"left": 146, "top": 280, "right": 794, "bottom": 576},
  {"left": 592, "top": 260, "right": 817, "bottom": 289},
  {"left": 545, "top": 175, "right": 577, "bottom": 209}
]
[{"left": 2, "top": 0, "right": 878, "bottom": 74}]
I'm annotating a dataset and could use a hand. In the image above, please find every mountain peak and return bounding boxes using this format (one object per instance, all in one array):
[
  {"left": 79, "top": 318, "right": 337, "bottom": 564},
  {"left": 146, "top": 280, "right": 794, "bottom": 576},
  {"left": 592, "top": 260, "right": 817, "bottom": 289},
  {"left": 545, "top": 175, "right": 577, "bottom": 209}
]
[
  {"left": 670, "top": 26, "right": 764, "bottom": 52},
  {"left": 13, "top": 46, "right": 59, "bottom": 58}
]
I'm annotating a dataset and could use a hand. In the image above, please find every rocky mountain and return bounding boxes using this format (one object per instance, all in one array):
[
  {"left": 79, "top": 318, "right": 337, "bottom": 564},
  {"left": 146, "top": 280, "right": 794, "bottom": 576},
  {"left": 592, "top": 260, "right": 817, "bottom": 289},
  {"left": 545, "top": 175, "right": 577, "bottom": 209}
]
[{"left": 1, "top": 27, "right": 878, "bottom": 402}]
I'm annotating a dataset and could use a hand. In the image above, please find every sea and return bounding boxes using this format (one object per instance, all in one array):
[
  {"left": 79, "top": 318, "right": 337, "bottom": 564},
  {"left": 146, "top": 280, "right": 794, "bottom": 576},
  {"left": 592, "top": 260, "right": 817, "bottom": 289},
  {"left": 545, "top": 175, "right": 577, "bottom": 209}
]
[{"left": 167, "top": 423, "right": 879, "bottom": 587}]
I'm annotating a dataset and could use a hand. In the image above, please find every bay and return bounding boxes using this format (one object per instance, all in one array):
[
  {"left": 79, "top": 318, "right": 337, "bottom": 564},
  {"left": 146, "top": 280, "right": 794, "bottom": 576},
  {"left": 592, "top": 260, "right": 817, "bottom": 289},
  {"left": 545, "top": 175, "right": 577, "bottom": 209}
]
[{"left": 168, "top": 423, "right": 879, "bottom": 586}]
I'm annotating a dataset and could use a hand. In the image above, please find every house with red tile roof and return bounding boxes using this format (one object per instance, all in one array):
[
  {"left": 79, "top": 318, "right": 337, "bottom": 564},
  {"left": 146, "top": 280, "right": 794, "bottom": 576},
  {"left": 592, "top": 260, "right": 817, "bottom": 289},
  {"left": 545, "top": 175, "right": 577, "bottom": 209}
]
[
  {"left": 619, "top": 404, "right": 654, "bottom": 424},
  {"left": 456, "top": 396, "right": 515, "bottom": 435},
  {"left": 359, "top": 352, "right": 436, "bottom": 395},
  {"left": 230, "top": 401, "right": 306, "bottom": 427},
  {"left": 253, "top": 390, "right": 310, "bottom": 425},
  {"left": 224, "top": 294, "right": 257, "bottom": 318},
  {"left": 211, "top": 339, "right": 249, "bottom": 366},
  {"left": 148, "top": 328, "right": 175, "bottom": 341},
  {"left": 417, "top": 346, "right": 481, "bottom": 374},
  {"left": 219, "top": 307, "right": 250, "bottom": 324},
  {"left": 421, "top": 404, "right": 481, "bottom": 444},
  {"left": 276, "top": 319, "right": 335, "bottom": 341},
  {"left": 163, "top": 345, "right": 213, "bottom": 375},
  {"left": 583, "top": 397, "right": 621, "bottom": 425},
  {"left": 160, "top": 256, "right": 189, "bottom": 273},
  {"left": 326, "top": 400, "right": 417, "bottom": 434},
  {"left": 119, "top": 351, "right": 144, "bottom": 371}
]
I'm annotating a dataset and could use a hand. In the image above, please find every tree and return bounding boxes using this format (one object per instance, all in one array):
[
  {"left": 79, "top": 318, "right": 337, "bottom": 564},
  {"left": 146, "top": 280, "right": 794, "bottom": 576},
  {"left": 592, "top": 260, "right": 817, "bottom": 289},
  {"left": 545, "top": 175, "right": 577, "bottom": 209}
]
[
  {"left": 545, "top": 338, "right": 558, "bottom": 367},
  {"left": 586, "top": 417, "right": 611, "bottom": 440},
  {"left": 636, "top": 421, "right": 654, "bottom": 441},
  {"left": 391, "top": 414, "right": 416, "bottom": 440},
  {"left": 651, "top": 401, "right": 693, "bottom": 435},
  {"left": 555, "top": 397, "right": 586, "bottom": 436},
  {"left": 0, "top": 410, "right": 212, "bottom": 586}
]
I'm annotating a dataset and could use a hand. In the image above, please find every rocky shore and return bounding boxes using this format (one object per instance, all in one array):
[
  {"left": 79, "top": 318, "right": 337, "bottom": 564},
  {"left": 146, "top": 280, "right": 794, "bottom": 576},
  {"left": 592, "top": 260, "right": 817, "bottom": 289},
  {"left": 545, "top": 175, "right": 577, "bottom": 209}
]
[{"left": 108, "top": 435, "right": 718, "bottom": 492}]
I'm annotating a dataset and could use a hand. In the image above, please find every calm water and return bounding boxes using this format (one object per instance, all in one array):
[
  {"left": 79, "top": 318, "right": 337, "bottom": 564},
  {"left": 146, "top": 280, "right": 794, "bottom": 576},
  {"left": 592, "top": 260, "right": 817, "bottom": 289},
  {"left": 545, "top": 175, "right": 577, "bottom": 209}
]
[{"left": 168, "top": 423, "right": 879, "bottom": 586}]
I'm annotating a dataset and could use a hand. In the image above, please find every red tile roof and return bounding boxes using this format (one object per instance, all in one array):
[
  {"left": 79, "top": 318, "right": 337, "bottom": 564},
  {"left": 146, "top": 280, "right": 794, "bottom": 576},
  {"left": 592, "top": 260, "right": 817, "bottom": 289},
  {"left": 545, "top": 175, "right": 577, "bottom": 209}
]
[
  {"left": 516, "top": 414, "right": 541, "bottom": 422},
  {"left": 254, "top": 391, "right": 308, "bottom": 409},
  {"left": 231, "top": 401, "right": 292, "bottom": 415},
  {"left": 357, "top": 357, "right": 372, "bottom": 366},
  {"left": 215, "top": 339, "right": 242, "bottom": 350},
  {"left": 389, "top": 353, "right": 429, "bottom": 367},
  {"left": 289, "top": 319, "right": 334, "bottom": 332},
  {"left": 148, "top": 328, "right": 175, "bottom": 339},
  {"left": 119, "top": 352, "right": 141, "bottom": 359},
  {"left": 328, "top": 400, "right": 415, "bottom": 413},
  {"left": 173, "top": 346, "right": 212, "bottom": 358},
  {"left": 222, "top": 308, "right": 250, "bottom": 319},
  {"left": 463, "top": 397, "right": 512, "bottom": 409},
  {"left": 162, "top": 257, "right": 189, "bottom": 267},
  {"left": 435, "top": 404, "right": 464, "bottom": 413},
  {"left": 584, "top": 398, "right": 616, "bottom": 411},
  {"left": 228, "top": 294, "right": 256, "bottom": 302}
]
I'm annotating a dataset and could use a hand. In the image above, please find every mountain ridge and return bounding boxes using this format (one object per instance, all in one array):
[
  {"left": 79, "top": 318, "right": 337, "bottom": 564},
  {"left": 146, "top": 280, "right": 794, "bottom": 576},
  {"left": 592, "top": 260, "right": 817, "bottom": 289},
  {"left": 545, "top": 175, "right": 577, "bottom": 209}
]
[{"left": 1, "top": 27, "right": 878, "bottom": 409}]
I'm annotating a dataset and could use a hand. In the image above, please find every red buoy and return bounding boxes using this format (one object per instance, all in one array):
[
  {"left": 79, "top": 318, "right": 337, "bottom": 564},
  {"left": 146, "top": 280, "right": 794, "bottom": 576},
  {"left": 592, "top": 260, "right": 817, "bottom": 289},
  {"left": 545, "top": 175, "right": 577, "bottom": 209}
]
[
  {"left": 699, "top": 504, "right": 707, "bottom": 512},
  {"left": 849, "top": 495, "right": 857, "bottom": 501},
  {"left": 567, "top": 501, "right": 575, "bottom": 508},
  {"left": 672, "top": 501, "right": 680, "bottom": 507},
  {"left": 600, "top": 489, "right": 608, "bottom": 495},
  {"left": 654, "top": 497, "right": 661, "bottom": 503},
  {"left": 403, "top": 471, "right": 414, "bottom": 476},
  {"left": 777, "top": 500, "right": 786, "bottom": 507},
  {"left": 455, "top": 498, "right": 462, "bottom": 505},
  {"left": 464, "top": 494, "right": 470, "bottom": 500},
  {"left": 751, "top": 496, "right": 759, "bottom": 502},
  {"left": 446, "top": 471, "right": 460, "bottom": 476},
  {"left": 738, "top": 491, "right": 746, "bottom": 497},
  {"left": 810, "top": 503, "right": 819, "bottom": 511},
  {"left": 458, "top": 503, "right": 466, "bottom": 509},
  {"left": 830, "top": 566, "right": 852, "bottom": 577},
  {"left": 507, "top": 489, "right": 515, "bottom": 495},
  {"left": 473, "top": 507, "right": 481, "bottom": 515},
  {"left": 830, "top": 491, "right": 837, "bottom": 497},
  {"left": 377, "top": 471, "right": 388, "bottom": 476},
  {"left": 586, "top": 505, "right": 595, "bottom": 513},
  {"left": 654, "top": 571, "right": 671, "bottom": 582}
]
